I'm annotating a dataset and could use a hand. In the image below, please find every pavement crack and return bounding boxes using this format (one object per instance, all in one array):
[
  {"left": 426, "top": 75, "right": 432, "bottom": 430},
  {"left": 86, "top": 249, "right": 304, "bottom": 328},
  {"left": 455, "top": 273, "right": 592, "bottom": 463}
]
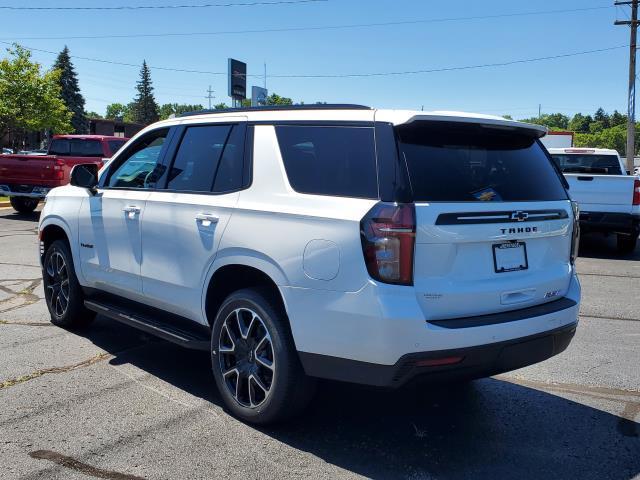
[
  {"left": 0, "top": 319, "right": 52, "bottom": 326},
  {"left": 0, "top": 352, "right": 110, "bottom": 390},
  {"left": 580, "top": 313, "right": 640, "bottom": 323},
  {"left": 29, "top": 450, "right": 145, "bottom": 480},
  {"left": 0, "top": 278, "right": 42, "bottom": 313}
]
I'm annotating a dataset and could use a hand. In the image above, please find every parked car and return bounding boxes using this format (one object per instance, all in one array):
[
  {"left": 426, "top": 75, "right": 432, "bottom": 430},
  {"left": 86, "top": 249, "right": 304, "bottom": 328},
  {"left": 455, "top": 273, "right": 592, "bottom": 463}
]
[
  {"left": 547, "top": 147, "right": 640, "bottom": 253},
  {"left": 39, "top": 105, "right": 581, "bottom": 424},
  {"left": 2, "top": 148, "right": 13, "bottom": 155},
  {"left": 0, "top": 135, "right": 128, "bottom": 213}
]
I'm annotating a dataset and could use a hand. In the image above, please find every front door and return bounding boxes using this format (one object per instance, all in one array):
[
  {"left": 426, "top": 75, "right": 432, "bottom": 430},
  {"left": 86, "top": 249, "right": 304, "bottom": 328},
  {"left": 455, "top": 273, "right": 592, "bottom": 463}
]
[{"left": 78, "top": 128, "right": 171, "bottom": 298}]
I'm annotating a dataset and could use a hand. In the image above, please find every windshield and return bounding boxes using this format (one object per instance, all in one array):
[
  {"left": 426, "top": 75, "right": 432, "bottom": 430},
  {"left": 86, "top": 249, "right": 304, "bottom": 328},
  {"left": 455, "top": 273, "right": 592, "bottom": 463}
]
[
  {"left": 550, "top": 154, "right": 623, "bottom": 175},
  {"left": 49, "top": 139, "right": 104, "bottom": 157},
  {"left": 396, "top": 121, "right": 568, "bottom": 202}
]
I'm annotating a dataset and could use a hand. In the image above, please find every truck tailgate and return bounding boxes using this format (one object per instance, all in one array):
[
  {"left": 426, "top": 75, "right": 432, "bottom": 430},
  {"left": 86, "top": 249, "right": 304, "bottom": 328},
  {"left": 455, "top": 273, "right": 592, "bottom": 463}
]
[
  {"left": 564, "top": 174, "right": 635, "bottom": 214},
  {"left": 0, "top": 154, "right": 60, "bottom": 186}
]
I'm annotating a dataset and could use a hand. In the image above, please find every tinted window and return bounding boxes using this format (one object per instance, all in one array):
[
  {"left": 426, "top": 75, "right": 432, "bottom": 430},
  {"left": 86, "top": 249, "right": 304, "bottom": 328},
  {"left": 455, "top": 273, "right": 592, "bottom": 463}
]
[
  {"left": 551, "top": 154, "right": 622, "bottom": 175},
  {"left": 107, "top": 130, "right": 168, "bottom": 189},
  {"left": 107, "top": 140, "right": 127, "bottom": 155},
  {"left": 49, "top": 139, "right": 103, "bottom": 157},
  {"left": 213, "top": 125, "right": 245, "bottom": 192},
  {"left": 396, "top": 122, "right": 568, "bottom": 202},
  {"left": 167, "top": 125, "right": 231, "bottom": 192},
  {"left": 275, "top": 125, "right": 378, "bottom": 198}
]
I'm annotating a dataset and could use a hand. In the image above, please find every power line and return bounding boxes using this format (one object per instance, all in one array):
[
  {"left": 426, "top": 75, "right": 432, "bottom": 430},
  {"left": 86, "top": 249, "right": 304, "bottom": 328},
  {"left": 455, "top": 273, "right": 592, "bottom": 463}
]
[
  {"left": 0, "top": 0, "right": 326, "bottom": 11},
  {"left": 0, "top": 41, "right": 626, "bottom": 79},
  {"left": 0, "top": 5, "right": 612, "bottom": 40}
]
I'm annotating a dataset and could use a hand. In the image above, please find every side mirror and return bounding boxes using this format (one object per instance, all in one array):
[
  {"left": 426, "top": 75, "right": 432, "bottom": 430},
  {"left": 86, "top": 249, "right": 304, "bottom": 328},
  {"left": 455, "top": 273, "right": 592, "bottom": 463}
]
[{"left": 70, "top": 163, "right": 99, "bottom": 194}]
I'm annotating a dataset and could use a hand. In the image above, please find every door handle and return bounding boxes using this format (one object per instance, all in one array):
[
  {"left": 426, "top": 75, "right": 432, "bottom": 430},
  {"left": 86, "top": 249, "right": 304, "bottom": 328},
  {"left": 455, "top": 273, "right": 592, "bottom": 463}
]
[
  {"left": 123, "top": 205, "right": 141, "bottom": 219},
  {"left": 195, "top": 213, "right": 219, "bottom": 227}
]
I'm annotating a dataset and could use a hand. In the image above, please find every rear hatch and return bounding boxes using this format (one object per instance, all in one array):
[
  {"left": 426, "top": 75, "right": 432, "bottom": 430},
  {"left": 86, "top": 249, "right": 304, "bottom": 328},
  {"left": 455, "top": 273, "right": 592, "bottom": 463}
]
[
  {"left": 396, "top": 121, "right": 574, "bottom": 320},
  {"left": 549, "top": 150, "right": 634, "bottom": 213},
  {"left": 0, "top": 154, "right": 59, "bottom": 185}
]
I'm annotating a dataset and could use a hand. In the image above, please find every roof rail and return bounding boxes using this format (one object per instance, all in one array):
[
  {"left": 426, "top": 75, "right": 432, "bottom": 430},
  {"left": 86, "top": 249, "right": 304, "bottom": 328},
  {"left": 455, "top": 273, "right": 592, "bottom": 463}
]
[{"left": 178, "top": 103, "right": 371, "bottom": 117}]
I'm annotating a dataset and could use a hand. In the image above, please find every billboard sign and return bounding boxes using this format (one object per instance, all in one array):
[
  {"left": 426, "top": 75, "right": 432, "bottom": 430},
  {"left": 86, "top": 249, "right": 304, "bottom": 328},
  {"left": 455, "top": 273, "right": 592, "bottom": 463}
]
[
  {"left": 251, "top": 86, "right": 268, "bottom": 107},
  {"left": 228, "top": 58, "right": 247, "bottom": 100}
]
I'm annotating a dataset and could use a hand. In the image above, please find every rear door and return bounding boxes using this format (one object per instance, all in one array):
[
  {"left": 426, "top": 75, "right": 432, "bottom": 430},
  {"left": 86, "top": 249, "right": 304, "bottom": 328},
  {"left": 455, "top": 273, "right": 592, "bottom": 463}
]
[
  {"left": 140, "top": 118, "right": 248, "bottom": 321},
  {"left": 395, "top": 121, "right": 574, "bottom": 320}
]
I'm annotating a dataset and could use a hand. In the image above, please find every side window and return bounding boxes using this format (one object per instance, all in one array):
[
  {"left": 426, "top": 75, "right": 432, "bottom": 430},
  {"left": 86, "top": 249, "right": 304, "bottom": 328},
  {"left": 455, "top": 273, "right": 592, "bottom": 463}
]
[
  {"left": 275, "top": 125, "right": 378, "bottom": 198},
  {"left": 167, "top": 124, "right": 238, "bottom": 193},
  {"left": 107, "top": 129, "right": 168, "bottom": 189}
]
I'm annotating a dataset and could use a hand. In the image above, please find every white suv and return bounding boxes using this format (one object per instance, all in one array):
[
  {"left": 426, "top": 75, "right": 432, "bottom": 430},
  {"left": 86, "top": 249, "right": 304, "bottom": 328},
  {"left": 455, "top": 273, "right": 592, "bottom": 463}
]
[{"left": 39, "top": 105, "right": 581, "bottom": 424}]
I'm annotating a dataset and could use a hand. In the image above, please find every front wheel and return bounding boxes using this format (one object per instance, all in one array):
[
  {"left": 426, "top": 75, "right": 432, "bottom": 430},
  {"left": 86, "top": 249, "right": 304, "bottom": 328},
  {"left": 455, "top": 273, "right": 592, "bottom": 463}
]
[
  {"left": 210, "top": 288, "right": 316, "bottom": 424},
  {"left": 616, "top": 233, "right": 638, "bottom": 254},
  {"left": 10, "top": 197, "right": 39, "bottom": 214},
  {"left": 43, "top": 239, "right": 95, "bottom": 328}
]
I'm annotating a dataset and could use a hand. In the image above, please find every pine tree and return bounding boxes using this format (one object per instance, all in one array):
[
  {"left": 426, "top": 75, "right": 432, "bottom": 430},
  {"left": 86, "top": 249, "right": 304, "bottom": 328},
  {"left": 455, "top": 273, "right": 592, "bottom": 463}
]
[
  {"left": 53, "top": 46, "right": 87, "bottom": 133},
  {"left": 131, "top": 60, "right": 159, "bottom": 125}
]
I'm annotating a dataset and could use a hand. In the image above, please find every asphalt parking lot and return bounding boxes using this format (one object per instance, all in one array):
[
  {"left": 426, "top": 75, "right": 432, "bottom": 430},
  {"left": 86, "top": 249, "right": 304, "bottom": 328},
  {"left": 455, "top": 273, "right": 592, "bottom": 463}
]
[{"left": 0, "top": 207, "right": 638, "bottom": 480}]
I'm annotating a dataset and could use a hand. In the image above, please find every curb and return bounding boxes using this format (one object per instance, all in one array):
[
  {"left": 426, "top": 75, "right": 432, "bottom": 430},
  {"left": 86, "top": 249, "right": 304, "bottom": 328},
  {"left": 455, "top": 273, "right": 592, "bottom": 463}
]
[{"left": 0, "top": 202, "right": 10, "bottom": 208}]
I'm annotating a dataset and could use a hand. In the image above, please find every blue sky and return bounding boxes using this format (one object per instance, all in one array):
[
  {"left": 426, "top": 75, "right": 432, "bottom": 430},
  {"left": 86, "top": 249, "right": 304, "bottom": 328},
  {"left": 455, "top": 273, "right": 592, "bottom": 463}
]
[{"left": 0, "top": 0, "right": 632, "bottom": 119}]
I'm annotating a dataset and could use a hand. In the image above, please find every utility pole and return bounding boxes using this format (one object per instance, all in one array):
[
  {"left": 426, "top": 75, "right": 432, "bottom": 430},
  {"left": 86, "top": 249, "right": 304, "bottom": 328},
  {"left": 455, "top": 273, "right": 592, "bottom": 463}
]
[
  {"left": 205, "top": 85, "right": 215, "bottom": 109},
  {"left": 615, "top": 0, "right": 639, "bottom": 173},
  {"left": 538, "top": 103, "right": 542, "bottom": 119}
]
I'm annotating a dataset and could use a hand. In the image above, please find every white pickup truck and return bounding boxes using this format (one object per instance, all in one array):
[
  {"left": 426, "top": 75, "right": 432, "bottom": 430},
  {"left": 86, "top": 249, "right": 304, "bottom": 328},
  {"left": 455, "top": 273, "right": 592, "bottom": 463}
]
[{"left": 548, "top": 148, "right": 640, "bottom": 253}]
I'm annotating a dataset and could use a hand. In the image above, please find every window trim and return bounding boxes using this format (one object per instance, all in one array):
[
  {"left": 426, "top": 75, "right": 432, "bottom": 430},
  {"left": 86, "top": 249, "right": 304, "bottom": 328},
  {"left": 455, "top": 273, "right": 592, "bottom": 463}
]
[
  {"left": 158, "top": 122, "right": 250, "bottom": 196},
  {"left": 99, "top": 127, "right": 174, "bottom": 191},
  {"left": 274, "top": 123, "right": 380, "bottom": 200}
]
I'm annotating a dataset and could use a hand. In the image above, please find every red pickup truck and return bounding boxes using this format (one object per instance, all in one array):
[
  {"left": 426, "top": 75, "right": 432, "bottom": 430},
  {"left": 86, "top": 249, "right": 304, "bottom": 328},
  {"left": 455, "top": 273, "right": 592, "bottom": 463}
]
[{"left": 0, "top": 135, "right": 128, "bottom": 213}]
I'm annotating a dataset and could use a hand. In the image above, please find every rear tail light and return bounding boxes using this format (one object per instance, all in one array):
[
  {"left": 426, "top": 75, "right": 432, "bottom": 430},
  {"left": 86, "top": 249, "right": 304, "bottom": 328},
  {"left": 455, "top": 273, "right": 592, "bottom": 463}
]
[
  {"left": 633, "top": 179, "right": 640, "bottom": 206},
  {"left": 570, "top": 201, "right": 580, "bottom": 264},
  {"left": 360, "top": 202, "right": 416, "bottom": 285},
  {"left": 53, "top": 159, "right": 65, "bottom": 180}
]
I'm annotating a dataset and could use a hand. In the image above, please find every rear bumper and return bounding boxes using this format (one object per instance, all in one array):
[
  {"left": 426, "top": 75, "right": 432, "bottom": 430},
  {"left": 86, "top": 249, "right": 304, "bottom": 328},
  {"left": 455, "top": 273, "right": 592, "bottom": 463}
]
[
  {"left": 579, "top": 211, "right": 640, "bottom": 235},
  {"left": 299, "top": 321, "right": 577, "bottom": 387},
  {"left": 0, "top": 184, "right": 49, "bottom": 198}
]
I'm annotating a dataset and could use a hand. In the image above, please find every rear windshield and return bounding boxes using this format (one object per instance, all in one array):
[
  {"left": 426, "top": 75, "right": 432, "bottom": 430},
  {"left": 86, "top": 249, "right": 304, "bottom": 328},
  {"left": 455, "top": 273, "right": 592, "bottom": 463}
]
[
  {"left": 550, "top": 154, "right": 622, "bottom": 175},
  {"left": 49, "top": 139, "right": 104, "bottom": 157},
  {"left": 396, "top": 122, "right": 568, "bottom": 202}
]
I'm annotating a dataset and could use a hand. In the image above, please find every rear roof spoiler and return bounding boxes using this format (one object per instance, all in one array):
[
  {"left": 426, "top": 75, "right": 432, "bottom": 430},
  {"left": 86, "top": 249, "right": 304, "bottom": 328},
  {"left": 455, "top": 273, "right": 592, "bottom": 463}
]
[{"left": 375, "top": 110, "right": 548, "bottom": 139}]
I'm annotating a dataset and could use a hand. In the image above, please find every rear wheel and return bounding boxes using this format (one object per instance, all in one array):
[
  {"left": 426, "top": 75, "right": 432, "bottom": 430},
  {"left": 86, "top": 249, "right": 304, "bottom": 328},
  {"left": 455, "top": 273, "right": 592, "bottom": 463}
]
[
  {"left": 210, "top": 288, "right": 315, "bottom": 424},
  {"left": 10, "top": 197, "right": 39, "bottom": 214},
  {"left": 43, "top": 240, "right": 95, "bottom": 328},
  {"left": 616, "top": 233, "right": 638, "bottom": 254}
]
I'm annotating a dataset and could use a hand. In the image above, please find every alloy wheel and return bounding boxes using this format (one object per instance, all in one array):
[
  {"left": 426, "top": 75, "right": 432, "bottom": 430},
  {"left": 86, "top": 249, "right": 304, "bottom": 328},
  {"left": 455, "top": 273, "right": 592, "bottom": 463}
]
[
  {"left": 45, "top": 251, "right": 70, "bottom": 317},
  {"left": 218, "top": 308, "right": 275, "bottom": 408}
]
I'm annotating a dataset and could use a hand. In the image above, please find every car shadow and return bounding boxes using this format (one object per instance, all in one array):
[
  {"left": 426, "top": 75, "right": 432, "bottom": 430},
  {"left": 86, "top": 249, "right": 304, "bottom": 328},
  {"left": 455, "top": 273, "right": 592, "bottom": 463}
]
[
  {"left": 578, "top": 233, "right": 640, "bottom": 261},
  {"left": 74, "top": 316, "right": 640, "bottom": 480},
  {"left": 0, "top": 210, "right": 41, "bottom": 222}
]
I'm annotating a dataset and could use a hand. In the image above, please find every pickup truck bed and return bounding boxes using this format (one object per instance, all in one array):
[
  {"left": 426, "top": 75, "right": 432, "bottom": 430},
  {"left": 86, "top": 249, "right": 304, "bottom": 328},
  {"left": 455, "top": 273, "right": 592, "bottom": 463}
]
[{"left": 0, "top": 135, "right": 127, "bottom": 213}]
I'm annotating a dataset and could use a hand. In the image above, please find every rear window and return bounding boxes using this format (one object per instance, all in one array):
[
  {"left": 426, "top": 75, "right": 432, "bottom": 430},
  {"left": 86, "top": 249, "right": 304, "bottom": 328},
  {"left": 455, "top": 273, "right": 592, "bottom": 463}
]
[
  {"left": 550, "top": 154, "right": 622, "bottom": 175},
  {"left": 49, "top": 139, "right": 104, "bottom": 157},
  {"left": 396, "top": 122, "right": 568, "bottom": 202},
  {"left": 275, "top": 125, "right": 378, "bottom": 199},
  {"left": 107, "top": 140, "right": 127, "bottom": 155}
]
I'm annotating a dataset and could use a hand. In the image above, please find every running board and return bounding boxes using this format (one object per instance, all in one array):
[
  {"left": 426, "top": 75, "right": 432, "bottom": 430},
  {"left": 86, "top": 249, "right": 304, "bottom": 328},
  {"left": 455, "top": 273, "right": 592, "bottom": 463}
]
[{"left": 84, "top": 299, "right": 210, "bottom": 351}]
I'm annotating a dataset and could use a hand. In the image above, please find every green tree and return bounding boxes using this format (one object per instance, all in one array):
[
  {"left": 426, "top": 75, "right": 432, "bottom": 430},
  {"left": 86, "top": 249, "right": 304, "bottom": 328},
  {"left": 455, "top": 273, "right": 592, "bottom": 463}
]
[
  {"left": 53, "top": 46, "right": 87, "bottom": 134},
  {"left": 568, "top": 113, "right": 592, "bottom": 133},
  {"left": 266, "top": 93, "right": 293, "bottom": 106},
  {"left": 502, "top": 114, "right": 513, "bottom": 120},
  {"left": 105, "top": 102, "right": 135, "bottom": 122},
  {"left": 593, "top": 108, "right": 610, "bottom": 129},
  {"left": 158, "top": 103, "right": 204, "bottom": 120},
  {"left": 520, "top": 113, "right": 569, "bottom": 130},
  {"left": 86, "top": 111, "right": 102, "bottom": 119},
  {"left": 130, "top": 60, "right": 159, "bottom": 125},
  {"left": 214, "top": 102, "right": 229, "bottom": 110},
  {"left": 610, "top": 110, "right": 627, "bottom": 127},
  {"left": 0, "top": 44, "right": 71, "bottom": 148}
]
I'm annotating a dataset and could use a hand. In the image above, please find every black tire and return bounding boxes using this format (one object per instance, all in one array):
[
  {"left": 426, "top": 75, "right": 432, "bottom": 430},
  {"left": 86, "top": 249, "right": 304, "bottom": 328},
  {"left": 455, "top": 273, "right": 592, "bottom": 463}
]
[
  {"left": 10, "top": 197, "right": 39, "bottom": 214},
  {"left": 43, "top": 239, "right": 95, "bottom": 328},
  {"left": 210, "top": 288, "right": 316, "bottom": 425},
  {"left": 616, "top": 233, "right": 638, "bottom": 254}
]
